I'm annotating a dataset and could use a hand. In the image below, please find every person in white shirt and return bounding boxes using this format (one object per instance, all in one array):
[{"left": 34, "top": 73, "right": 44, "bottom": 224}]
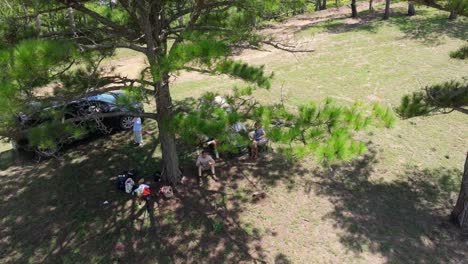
[
  {"left": 199, "top": 121, "right": 247, "bottom": 159},
  {"left": 196, "top": 150, "right": 216, "bottom": 179},
  {"left": 132, "top": 116, "right": 143, "bottom": 146}
]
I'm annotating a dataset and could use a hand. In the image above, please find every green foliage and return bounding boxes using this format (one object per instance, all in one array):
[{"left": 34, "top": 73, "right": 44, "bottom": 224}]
[
  {"left": 27, "top": 121, "right": 87, "bottom": 151},
  {"left": 115, "top": 87, "right": 145, "bottom": 111},
  {"left": 253, "top": 99, "right": 395, "bottom": 162},
  {"left": 417, "top": 0, "right": 468, "bottom": 15},
  {"left": 447, "top": 0, "right": 468, "bottom": 14},
  {"left": 398, "top": 91, "right": 433, "bottom": 118},
  {"left": 398, "top": 80, "right": 468, "bottom": 118},
  {"left": 0, "top": 39, "right": 77, "bottom": 125},
  {"left": 215, "top": 60, "right": 273, "bottom": 89},
  {"left": 56, "top": 49, "right": 117, "bottom": 98},
  {"left": 0, "top": 39, "right": 118, "bottom": 150},
  {"left": 86, "top": 2, "right": 130, "bottom": 26},
  {"left": 211, "top": 219, "right": 224, "bottom": 234},
  {"left": 0, "top": 17, "right": 36, "bottom": 48},
  {"left": 0, "top": 39, "right": 76, "bottom": 95},
  {"left": 373, "top": 104, "right": 397, "bottom": 128},
  {"left": 450, "top": 44, "right": 468, "bottom": 59},
  {"left": 173, "top": 92, "right": 395, "bottom": 163},
  {"left": 256, "top": 0, "right": 308, "bottom": 20}
]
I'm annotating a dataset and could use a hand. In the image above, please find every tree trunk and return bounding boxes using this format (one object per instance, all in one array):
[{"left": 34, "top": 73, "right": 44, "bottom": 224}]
[
  {"left": 451, "top": 152, "right": 468, "bottom": 233},
  {"left": 351, "top": 0, "right": 358, "bottom": 17},
  {"left": 155, "top": 76, "right": 182, "bottom": 185},
  {"left": 369, "top": 0, "right": 375, "bottom": 16},
  {"left": 449, "top": 9, "right": 458, "bottom": 20},
  {"left": 322, "top": 0, "right": 327, "bottom": 10},
  {"left": 408, "top": 2, "right": 416, "bottom": 16},
  {"left": 383, "top": 0, "right": 391, "bottom": 20},
  {"left": 35, "top": 15, "right": 42, "bottom": 36},
  {"left": 22, "top": 2, "right": 29, "bottom": 23},
  {"left": 67, "top": 7, "right": 77, "bottom": 37},
  {"left": 315, "top": 0, "right": 322, "bottom": 11}
]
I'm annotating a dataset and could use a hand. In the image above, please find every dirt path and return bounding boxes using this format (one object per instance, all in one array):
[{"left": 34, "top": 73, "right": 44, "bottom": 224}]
[
  {"left": 261, "top": 0, "right": 386, "bottom": 38},
  {"left": 107, "top": 1, "right": 387, "bottom": 81}
]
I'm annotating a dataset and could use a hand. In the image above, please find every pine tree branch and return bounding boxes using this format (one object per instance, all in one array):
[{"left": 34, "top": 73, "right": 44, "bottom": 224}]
[
  {"left": 82, "top": 85, "right": 153, "bottom": 98},
  {"left": 167, "top": 0, "right": 236, "bottom": 23},
  {"left": 102, "top": 76, "right": 156, "bottom": 87},
  {"left": 78, "top": 42, "right": 147, "bottom": 54},
  {"left": 168, "top": 25, "right": 232, "bottom": 34},
  {"left": 65, "top": 111, "right": 158, "bottom": 123},
  {"left": 455, "top": 107, "right": 468, "bottom": 115},
  {"left": 3, "top": 111, "right": 159, "bottom": 141},
  {"left": 181, "top": 66, "right": 212, "bottom": 74},
  {"left": 59, "top": 0, "right": 138, "bottom": 38},
  {"left": 169, "top": 0, "right": 206, "bottom": 55},
  {"left": 15, "top": 6, "right": 68, "bottom": 19}
]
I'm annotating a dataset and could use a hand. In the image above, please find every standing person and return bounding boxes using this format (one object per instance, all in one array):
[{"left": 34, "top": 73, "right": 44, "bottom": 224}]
[
  {"left": 196, "top": 150, "right": 216, "bottom": 180},
  {"left": 250, "top": 122, "right": 267, "bottom": 160},
  {"left": 132, "top": 116, "right": 143, "bottom": 146}
]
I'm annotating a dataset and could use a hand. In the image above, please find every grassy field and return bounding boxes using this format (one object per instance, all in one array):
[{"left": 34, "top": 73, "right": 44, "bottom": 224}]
[{"left": 1, "top": 4, "right": 468, "bottom": 264}]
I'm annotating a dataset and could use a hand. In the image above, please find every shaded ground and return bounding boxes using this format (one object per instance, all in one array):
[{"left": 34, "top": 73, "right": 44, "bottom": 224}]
[
  {"left": 1, "top": 137, "right": 467, "bottom": 263},
  {"left": 312, "top": 150, "right": 468, "bottom": 263},
  {"left": 0, "top": 132, "right": 267, "bottom": 263}
]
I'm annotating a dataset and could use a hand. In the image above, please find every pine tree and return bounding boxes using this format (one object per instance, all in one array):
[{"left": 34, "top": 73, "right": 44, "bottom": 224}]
[
  {"left": 1, "top": 0, "right": 394, "bottom": 186},
  {"left": 384, "top": 0, "right": 391, "bottom": 19},
  {"left": 173, "top": 90, "right": 395, "bottom": 163},
  {"left": 398, "top": 53, "right": 468, "bottom": 233},
  {"left": 351, "top": 0, "right": 358, "bottom": 18},
  {"left": 0, "top": 0, "right": 313, "bottom": 184}
]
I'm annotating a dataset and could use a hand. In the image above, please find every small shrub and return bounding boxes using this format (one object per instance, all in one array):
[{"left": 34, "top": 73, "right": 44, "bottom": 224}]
[
  {"left": 212, "top": 219, "right": 224, "bottom": 234},
  {"left": 450, "top": 44, "right": 468, "bottom": 60}
]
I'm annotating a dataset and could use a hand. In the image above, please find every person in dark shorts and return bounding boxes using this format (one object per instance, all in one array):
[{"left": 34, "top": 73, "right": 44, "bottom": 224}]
[{"left": 250, "top": 122, "right": 267, "bottom": 160}]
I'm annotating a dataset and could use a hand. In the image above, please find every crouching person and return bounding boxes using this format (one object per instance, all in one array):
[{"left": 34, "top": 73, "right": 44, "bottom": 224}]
[{"left": 196, "top": 150, "right": 216, "bottom": 182}]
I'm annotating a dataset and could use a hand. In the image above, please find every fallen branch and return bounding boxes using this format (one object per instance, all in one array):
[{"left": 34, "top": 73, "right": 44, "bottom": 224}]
[{"left": 261, "top": 40, "right": 315, "bottom": 53}]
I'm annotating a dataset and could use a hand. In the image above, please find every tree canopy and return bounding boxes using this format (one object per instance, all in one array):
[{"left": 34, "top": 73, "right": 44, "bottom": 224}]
[{"left": 0, "top": 0, "right": 396, "bottom": 183}]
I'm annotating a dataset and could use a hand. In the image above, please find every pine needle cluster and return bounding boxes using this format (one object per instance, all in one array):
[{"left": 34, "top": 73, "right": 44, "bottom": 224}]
[{"left": 173, "top": 92, "right": 395, "bottom": 163}]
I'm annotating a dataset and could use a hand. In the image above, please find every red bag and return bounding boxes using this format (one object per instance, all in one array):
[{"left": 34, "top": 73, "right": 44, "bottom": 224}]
[{"left": 141, "top": 186, "right": 151, "bottom": 197}]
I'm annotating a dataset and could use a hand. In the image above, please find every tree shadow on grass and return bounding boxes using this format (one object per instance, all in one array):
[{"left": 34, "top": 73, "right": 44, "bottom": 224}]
[
  {"left": 311, "top": 149, "right": 468, "bottom": 263},
  {"left": 387, "top": 10, "right": 468, "bottom": 45},
  {"left": 0, "top": 149, "right": 18, "bottom": 171},
  {"left": 220, "top": 152, "right": 312, "bottom": 193},
  {"left": 0, "top": 131, "right": 268, "bottom": 263},
  {"left": 297, "top": 7, "right": 468, "bottom": 46}
]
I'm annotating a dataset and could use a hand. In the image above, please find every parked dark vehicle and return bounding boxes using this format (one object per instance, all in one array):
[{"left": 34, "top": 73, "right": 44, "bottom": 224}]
[{"left": 11, "top": 91, "right": 144, "bottom": 157}]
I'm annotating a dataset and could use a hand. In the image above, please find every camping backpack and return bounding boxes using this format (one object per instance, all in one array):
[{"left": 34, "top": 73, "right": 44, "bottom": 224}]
[
  {"left": 133, "top": 184, "right": 151, "bottom": 198},
  {"left": 125, "top": 178, "right": 135, "bottom": 193},
  {"left": 160, "top": 186, "right": 174, "bottom": 198},
  {"left": 116, "top": 174, "right": 127, "bottom": 191},
  {"left": 116, "top": 170, "right": 136, "bottom": 191},
  {"left": 153, "top": 172, "right": 162, "bottom": 183}
]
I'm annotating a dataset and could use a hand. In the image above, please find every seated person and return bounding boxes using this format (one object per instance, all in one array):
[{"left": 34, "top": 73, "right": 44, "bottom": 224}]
[
  {"left": 200, "top": 121, "right": 248, "bottom": 159},
  {"left": 250, "top": 122, "right": 267, "bottom": 159},
  {"left": 212, "top": 95, "right": 232, "bottom": 111},
  {"left": 231, "top": 121, "right": 247, "bottom": 134},
  {"left": 196, "top": 150, "right": 216, "bottom": 179},
  {"left": 198, "top": 135, "right": 219, "bottom": 159}
]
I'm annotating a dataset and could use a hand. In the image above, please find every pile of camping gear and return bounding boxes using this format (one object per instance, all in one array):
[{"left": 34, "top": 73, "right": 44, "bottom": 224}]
[{"left": 116, "top": 170, "right": 174, "bottom": 201}]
